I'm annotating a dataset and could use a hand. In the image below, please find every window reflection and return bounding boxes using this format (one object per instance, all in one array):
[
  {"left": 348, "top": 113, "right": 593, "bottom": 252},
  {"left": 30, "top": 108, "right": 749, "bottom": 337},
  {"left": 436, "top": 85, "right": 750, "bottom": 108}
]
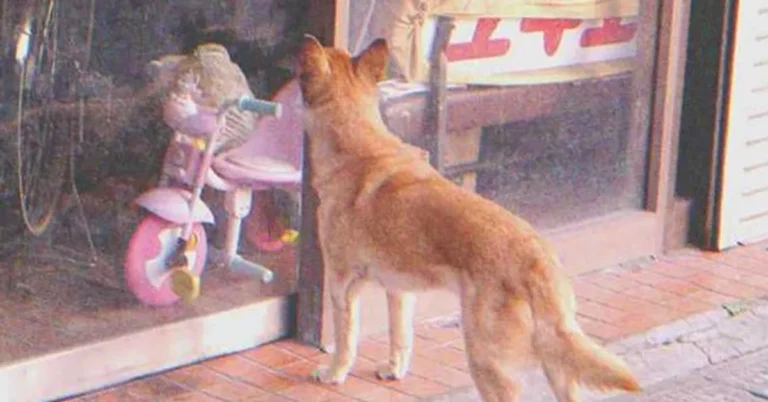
[
  {"left": 355, "top": 0, "right": 649, "bottom": 230},
  {"left": 0, "top": 0, "right": 303, "bottom": 363}
]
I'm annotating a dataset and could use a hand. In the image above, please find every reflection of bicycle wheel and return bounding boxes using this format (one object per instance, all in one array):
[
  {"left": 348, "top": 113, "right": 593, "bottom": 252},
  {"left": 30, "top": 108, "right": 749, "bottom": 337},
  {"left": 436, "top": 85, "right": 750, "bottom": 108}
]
[
  {"left": 13, "top": 0, "right": 69, "bottom": 235},
  {"left": 14, "top": 108, "right": 69, "bottom": 235}
]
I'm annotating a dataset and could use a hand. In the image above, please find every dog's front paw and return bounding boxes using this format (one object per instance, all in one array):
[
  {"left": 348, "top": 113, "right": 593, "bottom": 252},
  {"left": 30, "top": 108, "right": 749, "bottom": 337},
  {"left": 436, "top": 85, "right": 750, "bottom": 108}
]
[
  {"left": 312, "top": 365, "right": 348, "bottom": 384},
  {"left": 376, "top": 363, "right": 407, "bottom": 381}
]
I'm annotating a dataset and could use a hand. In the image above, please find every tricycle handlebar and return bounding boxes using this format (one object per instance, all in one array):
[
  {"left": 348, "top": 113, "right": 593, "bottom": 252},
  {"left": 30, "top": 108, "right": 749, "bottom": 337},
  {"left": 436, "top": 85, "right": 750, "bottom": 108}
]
[{"left": 236, "top": 96, "right": 282, "bottom": 118}]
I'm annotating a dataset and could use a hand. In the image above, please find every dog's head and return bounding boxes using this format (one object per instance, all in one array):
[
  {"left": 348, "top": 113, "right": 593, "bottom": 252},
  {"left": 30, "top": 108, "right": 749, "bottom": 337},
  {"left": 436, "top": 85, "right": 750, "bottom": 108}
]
[{"left": 297, "top": 35, "right": 388, "bottom": 110}]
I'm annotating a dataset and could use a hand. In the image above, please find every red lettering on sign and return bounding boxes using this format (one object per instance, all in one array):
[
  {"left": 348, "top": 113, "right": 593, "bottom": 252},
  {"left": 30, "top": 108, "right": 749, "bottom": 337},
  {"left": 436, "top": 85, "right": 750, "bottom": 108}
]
[
  {"left": 580, "top": 18, "right": 638, "bottom": 48},
  {"left": 446, "top": 18, "right": 511, "bottom": 62},
  {"left": 520, "top": 18, "right": 581, "bottom": 56}
]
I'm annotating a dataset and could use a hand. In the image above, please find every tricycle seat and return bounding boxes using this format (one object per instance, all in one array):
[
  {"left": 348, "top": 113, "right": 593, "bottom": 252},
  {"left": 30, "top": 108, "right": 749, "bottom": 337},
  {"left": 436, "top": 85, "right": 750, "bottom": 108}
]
[
  {"left": 210, "top": 79, "right": 304, "bottom": 188},
  {"left": 212, "top": 153, "right": 300, "bottom": 186}
]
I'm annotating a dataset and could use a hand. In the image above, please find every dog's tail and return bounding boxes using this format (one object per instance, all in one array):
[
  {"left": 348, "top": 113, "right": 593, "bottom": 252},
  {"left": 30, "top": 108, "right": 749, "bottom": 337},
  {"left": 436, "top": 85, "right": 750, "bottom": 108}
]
[
  {"left": 527, "top": 259, "right": 641, "bottom": 393},
  {"left": 548, "top": 327, "right": 640, "bottom": 392}
]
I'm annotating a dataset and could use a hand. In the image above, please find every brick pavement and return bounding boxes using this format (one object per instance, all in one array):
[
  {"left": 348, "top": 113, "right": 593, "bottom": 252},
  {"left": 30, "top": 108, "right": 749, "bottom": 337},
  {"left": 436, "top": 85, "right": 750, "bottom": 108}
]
[{"left": 67, "top": 241, "right": 768, "bottom": 401}]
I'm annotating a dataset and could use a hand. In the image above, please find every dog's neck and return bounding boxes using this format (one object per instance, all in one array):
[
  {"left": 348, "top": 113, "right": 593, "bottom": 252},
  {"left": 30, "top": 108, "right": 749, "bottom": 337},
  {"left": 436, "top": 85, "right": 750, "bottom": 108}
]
[{"left": 304, "top": 100, "right": 404, "bottom": 188}]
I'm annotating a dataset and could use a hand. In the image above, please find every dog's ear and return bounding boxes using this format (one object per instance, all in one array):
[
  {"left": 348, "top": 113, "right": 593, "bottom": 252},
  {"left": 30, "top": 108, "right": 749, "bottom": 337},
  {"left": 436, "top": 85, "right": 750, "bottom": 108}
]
[
  {"left": 298, "top": 34, "right": 330, "bottom": 78},
  {"left": 354, "top": 39, "right": 389, "bottom": 83}
]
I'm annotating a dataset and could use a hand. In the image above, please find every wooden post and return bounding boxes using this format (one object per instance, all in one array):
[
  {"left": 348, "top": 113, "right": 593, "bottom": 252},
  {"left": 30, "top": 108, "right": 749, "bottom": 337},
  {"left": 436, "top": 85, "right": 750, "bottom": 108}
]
[
  {"left": 647, "top": 0, "right": 691, "bottom": 251},
  {"left": 296, "top": 0, "right": 348, "bottom": 347},
  {"left": 425, "top": 15, "right": 455, "bottom": 172}
]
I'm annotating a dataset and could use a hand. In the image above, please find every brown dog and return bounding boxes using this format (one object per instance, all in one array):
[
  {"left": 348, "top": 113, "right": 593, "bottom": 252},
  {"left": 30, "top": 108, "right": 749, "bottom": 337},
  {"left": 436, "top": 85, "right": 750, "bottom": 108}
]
[{"left": 297, "top": 35, "right": 640, "bottom": 402}]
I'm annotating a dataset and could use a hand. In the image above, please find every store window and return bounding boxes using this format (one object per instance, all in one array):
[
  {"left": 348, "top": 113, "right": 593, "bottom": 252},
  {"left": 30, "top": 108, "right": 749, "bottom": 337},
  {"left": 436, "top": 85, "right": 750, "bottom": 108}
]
[
  {"left": 349, "top": 0, "right": 653, "bottom": 230},
  {"left": 0, "top": 0, "right": 303, "bottom": 363}
]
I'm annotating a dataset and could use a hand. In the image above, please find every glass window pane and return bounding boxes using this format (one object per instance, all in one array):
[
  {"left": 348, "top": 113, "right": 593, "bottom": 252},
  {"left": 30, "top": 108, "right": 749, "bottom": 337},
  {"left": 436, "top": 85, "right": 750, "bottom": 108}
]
[
  {"left": 353, "top": 0, "right": 656, "bottom": 230},
  {"left": 0, "top": 0, "right": 302, "bottom": 363}
]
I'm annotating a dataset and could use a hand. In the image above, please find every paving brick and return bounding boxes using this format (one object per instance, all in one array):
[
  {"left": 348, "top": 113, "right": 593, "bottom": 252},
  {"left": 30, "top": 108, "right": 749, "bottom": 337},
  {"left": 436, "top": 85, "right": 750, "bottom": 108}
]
[
  {"left": 447, "top": 339, "right": 465, "bottom": 351},
  {"left": 407, "top": 356, "right": 474, "bottom": 387},
  {"left": 379, "top": 374, "right": 450, "bottom": 398},
  {"left": 692, "top": 336, "right": 743, "bottom": 364},
  {"left": 414, "top": 324, "right": 463, "bottom": 344},
  {"left": 201, "top": 379, "right": 268, "bottom": 401},
  {"left": 587, "top": 272, "right": 640, "bottom": 292},
  {"left": 348, "top": 356, "right": 381, "bottom": 379},
  {"left": 357, "top": 340, "right": 392, "bottom": 362},
  {"left": 645, "top": 261, "right": 702, "bottom": 278},
  {"left": 252, "top": 394, "right": 294, "bottom": 402},
  {"left": 605, "top": 377, "right": 763, "bottom": 402},
  {"left": 683, "top": 308, "right": 730, "bottom": 331},
  {"left": 686, "top": 289, "right": 739, "bottom": 306},
  {"left": 686, "top": 273, "right": 764, "bottom": 299},
  {"left": 416, "top": 345, "right": 470, "bottom": 371},
  {"left": 241, "top": 343, "right": 304, "bottom": 368},
  {"left": 707, "top": 312, "right": 768, "bottom": 358},
  {"left": 576, "top": 299, "right": 631, "bottom": 324},
  {"left": 120, "top": 376, "right": 190, "bottom": 399},
  {"left": 573, "top": 281, "right": 623, "bottom": 303},
  {"left": 621, "top": 283, "right": 682, "bottom": 304},
  {"left": 696, "top": 263, "right": 768, "bottom": 292},
  {"left": 622, "top": 342, "right": 711, "bottom": 386},
  {"left": 667, "top": 297, "right": 711, "bottom": 314},
  {"left": 736, "top": 245, "right": 768, "bottom": 264},
  {"left": 651, "top": 277, "right": 704, "bottom": 296},
  {"left": 641, "top": 320, "right": 696, "bottom": 346},
  {"left": 606, "top": 332, "right": 650, "bottom": 355},
  {"left": 577, "top": 315, "right": 627, "bottom": 342},
  {"left": 80, "top": 387, "right": 144, "bottom": 401},
  {"left": 663, "top": 251, "right": 724, "bottom": 268},
  {"left": 275, "top": 339, "right": 325, "bottom": 359},
  {"left": 237, "top": 366, "right": 299, "bottom": 393},
  {"left": 710, "top": 252, "right": 768, "bottom": 278},
  {"left": 277, "top": 382, "right": 354, "bottom": 402},
  {"left": 729, "top": 255, "right": 768, "bottom": 278},
  {"left": 610, "top": 308, "right": 727, "bottom": 355},
  {"left": 164, "top": 364, "right": 226, "bottom": 390},
  {"left": 702, "top": 348, "right": 768, "bottom": 391},
  {"left": 278, "top": 359, "right": 319, "bottom": 381},
  {"left": 622, "top": 269, "right": 675, "bottom": 287},
  {"left": 611, "top": 310, "right": 687, "bottom": 337},
  {"left": 164, "top": 391, "right": 225, "bottom": 402},
  {"left": 422, "top": 386, "right": 479, "bottom": 402},
  {"left": 411, "top": 335, "right": 445, "bottom": 352},
  {"left": 203, "top": 354, "right": 259, "bottom": 378},
  {"left": 320, "top": 376, "right": 417, "bottom": 402}
]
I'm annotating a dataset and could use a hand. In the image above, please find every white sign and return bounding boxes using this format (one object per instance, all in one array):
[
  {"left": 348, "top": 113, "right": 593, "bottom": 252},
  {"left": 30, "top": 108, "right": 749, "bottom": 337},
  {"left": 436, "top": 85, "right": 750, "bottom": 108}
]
[{"left": 422, "top": 15, "right": 639, "bottom": 80}]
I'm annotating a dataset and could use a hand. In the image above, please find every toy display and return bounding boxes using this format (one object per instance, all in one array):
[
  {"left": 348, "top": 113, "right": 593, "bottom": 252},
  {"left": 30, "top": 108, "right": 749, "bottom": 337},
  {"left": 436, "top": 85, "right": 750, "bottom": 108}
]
[
  {"left": 124, "top": 44, "right": 303, "bottom": 306},
  {"left": 0, "top": 0, "right": 305, "bottom": 306}
]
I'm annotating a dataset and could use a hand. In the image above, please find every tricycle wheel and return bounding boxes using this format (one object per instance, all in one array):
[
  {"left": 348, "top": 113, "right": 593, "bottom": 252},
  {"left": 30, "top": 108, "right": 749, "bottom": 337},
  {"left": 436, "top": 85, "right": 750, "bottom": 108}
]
[
  {"left": 245, "top": 190, "right": 295, "bottom": 252},
  {"left": 124, "top": 215, "right": 207, "bottom": 306}
]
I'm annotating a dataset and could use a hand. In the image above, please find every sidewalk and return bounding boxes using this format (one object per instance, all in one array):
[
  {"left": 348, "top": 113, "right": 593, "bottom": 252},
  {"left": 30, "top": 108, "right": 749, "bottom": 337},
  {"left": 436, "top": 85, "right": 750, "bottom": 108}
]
[
  {"left": 67, "top": 241, "right": 768, "bottom": 401},
  {"left": 604, "top": 305, "right": 768, "bottom": 402}
]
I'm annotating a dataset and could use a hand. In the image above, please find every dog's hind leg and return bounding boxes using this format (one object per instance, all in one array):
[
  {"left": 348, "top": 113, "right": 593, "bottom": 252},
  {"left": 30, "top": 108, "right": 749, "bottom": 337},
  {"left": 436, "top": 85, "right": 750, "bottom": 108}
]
[
  {"left": 313, "top": 271, "right": 366, "bottom": 384},
  {"left": 464, "top": 326, "right": 528, "bottom": 402},
  {"left": 461, "top": 286, "right": 532, "bottom": 402},
  {"left": 377, "top": 291, "right": 416, "bottom": 380},
  {"left": 542, "top": 362, "right": 579, "bottom": 402},
  {"left": 466, "top": 355, "right": 521, "bottom": 402}
]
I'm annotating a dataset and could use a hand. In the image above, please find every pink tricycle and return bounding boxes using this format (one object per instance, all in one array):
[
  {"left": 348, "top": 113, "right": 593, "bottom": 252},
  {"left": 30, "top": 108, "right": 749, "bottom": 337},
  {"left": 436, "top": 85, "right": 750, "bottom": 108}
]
[{"left": 123, "top": 71, "right": 303, "bottom": 307}]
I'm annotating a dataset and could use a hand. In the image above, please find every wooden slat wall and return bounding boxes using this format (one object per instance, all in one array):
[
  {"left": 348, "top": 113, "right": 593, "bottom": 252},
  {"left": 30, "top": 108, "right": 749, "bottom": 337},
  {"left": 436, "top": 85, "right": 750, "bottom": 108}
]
[{"left": 718, "top": 3, "right": 768, "bottom": 248}]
